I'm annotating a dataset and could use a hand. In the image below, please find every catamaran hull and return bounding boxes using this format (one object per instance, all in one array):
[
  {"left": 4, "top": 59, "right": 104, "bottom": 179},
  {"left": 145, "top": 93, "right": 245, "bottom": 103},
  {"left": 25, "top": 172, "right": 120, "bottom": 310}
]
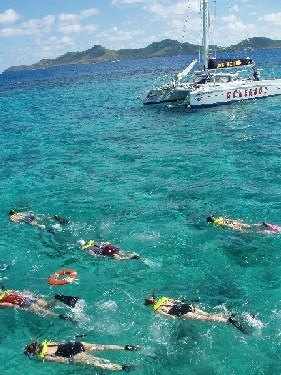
[
  {"left": 187, "top": 80, "right": 281, "bottom": 107},
  {"left": 143, "top": 86, "right": 190, "bottom": 104}
]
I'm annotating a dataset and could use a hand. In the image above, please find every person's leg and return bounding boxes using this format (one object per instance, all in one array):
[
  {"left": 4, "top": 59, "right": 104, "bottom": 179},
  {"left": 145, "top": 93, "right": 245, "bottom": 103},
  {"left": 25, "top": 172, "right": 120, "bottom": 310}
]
[
  {"left": 183, "top": 308, "right": 228, "bottom": 323},
  {"left": 36, "top": 298, "right": 57, "bottom": 309},
  {"left": 115, "top": 251, "right": 139, "bottom": 260},
  {"left": 74, "top": 353, "right": 123, "bottom": 371},
  {"left": 27, "top": 303, "right": 58, "bottom": 317},
  {"left": 82, "top": 343, "right": 125, "bottom": 353}
]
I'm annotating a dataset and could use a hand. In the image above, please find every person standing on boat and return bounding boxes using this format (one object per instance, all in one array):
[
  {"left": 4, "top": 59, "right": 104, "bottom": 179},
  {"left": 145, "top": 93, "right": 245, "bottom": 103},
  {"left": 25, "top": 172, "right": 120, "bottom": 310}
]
[{"left": 253, "top": 68, "right": 260, "bottom": 81}]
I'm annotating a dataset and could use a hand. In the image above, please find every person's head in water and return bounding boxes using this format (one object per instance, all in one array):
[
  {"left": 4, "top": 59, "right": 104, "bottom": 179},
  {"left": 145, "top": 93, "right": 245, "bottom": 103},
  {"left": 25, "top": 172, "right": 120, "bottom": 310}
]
[
  {"left": 144, "top": 295, "right": 155, "bottom": 306},
  {"left": 8, "top": 210, "right": 16, "bottom": 216},
  {"left": 24, "top": 338, "right": 39, "bottom": 358},
  {"left": 206, "top": 216, "right": 215, "bottom": 223}
]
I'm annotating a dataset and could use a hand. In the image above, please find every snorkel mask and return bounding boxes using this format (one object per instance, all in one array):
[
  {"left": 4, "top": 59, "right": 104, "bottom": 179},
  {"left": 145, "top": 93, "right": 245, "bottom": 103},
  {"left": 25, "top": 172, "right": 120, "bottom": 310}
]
[
  {"left": 144, "top": 290, "right": 156, "bottom": 305},
  {"left": 24, "top": 338, "right": 39, "bottom": 358}
]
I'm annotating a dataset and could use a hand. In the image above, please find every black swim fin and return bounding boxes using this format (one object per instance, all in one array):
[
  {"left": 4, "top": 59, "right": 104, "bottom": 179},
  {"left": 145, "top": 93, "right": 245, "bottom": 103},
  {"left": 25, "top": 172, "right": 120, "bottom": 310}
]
[
  {"left": 46, "top": 227, "right": 55, "bottom": 234},
  {"left": 122, "top": 365, "right": 137, "bottom": 372},
  {"left": 58, "top": 314, "right": 78, "bottom": 324},
  {"left": 55, "top": 294, "right": 78, "bottom": 308},
  {"left": 228, "top": 316, "right": 250, "bottom": 335},
  {"left": 53, "top": 215, "right": 69, "bottom": 225}
]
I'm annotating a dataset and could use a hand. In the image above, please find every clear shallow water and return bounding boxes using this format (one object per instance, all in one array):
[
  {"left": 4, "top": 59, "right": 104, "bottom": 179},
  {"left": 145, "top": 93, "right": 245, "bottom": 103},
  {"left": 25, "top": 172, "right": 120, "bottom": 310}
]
[{"left": 0, "top": 50, "right": 280, "bottom": 375}]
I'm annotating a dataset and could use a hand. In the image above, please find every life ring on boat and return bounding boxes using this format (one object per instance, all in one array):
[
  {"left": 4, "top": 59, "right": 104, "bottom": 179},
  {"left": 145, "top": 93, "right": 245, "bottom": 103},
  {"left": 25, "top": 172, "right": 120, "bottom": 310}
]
[{"left": 48, "top": 269, "right": 77, "bottom": 286}]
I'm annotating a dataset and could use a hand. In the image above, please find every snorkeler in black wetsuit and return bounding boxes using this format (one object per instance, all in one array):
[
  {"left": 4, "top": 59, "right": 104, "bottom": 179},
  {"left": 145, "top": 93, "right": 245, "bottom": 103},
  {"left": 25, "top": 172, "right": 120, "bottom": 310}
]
[
  {"left": 145, "top": 295, "right": 250, "bottom": 334},
  {"left": 24, "top": 338, "right": 139, "bottom": 371}
]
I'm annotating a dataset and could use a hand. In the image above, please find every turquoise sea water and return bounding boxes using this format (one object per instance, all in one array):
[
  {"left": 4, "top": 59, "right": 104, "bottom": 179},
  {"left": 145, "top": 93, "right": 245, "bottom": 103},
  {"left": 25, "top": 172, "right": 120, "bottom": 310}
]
[{"left": 0, "top": 50, "right": 280, "bottom": 375}]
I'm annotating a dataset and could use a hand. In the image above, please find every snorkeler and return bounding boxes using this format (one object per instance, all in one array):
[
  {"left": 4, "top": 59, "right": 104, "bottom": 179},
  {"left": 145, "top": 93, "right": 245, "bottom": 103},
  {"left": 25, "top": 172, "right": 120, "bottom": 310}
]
[
  {"left": 79, "top": 239, "right": 140, "bottom": 260},
  {"left": 206, "top": 213, "right": 262, "bottom": 231},
  {"left": 261, "top": 222, "right": 281, "bottom": 233},
  {"left": 144, "top": 293, "right": 249, "bottom": 334},
  {"left": 8, "top": 209, "right": 69, "bottom": 230},
  {"left": 0, "top": 288, "right": 77, "bottom": 321},
  {"left": 24, "top": 338, "right": 139, "bottom": 371}
]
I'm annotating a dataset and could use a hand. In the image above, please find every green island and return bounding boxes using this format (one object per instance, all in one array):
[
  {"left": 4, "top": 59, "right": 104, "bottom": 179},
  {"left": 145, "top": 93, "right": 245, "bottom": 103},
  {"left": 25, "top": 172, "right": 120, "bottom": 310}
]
[{"left": 5, "top": 37, "right": 281, "bottom": 72}]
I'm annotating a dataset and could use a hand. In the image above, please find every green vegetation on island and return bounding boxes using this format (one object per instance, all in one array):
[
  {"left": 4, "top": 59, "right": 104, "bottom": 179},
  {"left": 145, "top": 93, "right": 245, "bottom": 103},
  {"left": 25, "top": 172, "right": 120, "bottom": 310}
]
[{"left": 5, "top": 37, "right": 281, "bottom": 72}]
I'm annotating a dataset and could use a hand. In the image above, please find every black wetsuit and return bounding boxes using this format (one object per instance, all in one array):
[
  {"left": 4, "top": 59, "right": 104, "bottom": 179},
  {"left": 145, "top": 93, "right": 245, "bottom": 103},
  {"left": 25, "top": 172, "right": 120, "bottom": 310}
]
[
  {"left": 168, "top": 303, "right": 194, "bottom": 317},
  {"left": 55, "top": 342, "right": 85, "bottom": 357}
]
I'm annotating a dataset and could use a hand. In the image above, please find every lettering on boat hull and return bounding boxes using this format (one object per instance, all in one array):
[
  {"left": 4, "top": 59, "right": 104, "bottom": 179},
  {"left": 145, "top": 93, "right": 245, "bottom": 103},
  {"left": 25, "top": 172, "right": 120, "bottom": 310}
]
[{"left": 226, "top": 87, "right": 268, "bottom": 100}]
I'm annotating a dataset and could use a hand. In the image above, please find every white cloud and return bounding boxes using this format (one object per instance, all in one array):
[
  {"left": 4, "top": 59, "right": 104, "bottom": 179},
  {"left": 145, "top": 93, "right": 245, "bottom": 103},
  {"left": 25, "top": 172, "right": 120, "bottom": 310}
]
[
  {"left": 144, "top": 1, "right": 199, "bottom": 18},
  {"left": 258, "top": 12, "right": 281, "bottom": 26},
  {"left": 111, "top": 0, "right": 146, "bottom": 5},
  {"left": 0, "top": 27, "right": 22, "bottom": 37},
  {"left": 80, "top": 8, "right": 100, "bottom": 18},
  {"left": 97, "top": 26, "right": 144, "bottom": 44},
  {"left": 0, "top": 9, "right": 98, "bottom": 38},
  {"left": 58, "top": 22, "right": 98, "bottom": 35},
  {"left": 211, "top": 17, "right": 257, "bottom": 46},
  {"left": 230, "top": 5, "right": 239, "bottom": 13},
  {"left": 84, "top": 24, "right": 98, "bottom": 33},
  {"left": 57, "top": 8, "right": 99, "bottom": 35},
  {"left": 58, "top": 23, "right": 82, "bottom": 33},
  {"left": 0, "top": 15, "right": 55, "bottom": 37},
  {"left": 0, "top": 9, "right": 21, "bottom": 24},
  {"left": 59, "top": 13, "right": 77, "bottom": 22},
  {"left": 59, "top": 8, "right": 99, "bottom": 22},
  {"left": 42, "top": 35, "right": 74, "bottom": 49}
]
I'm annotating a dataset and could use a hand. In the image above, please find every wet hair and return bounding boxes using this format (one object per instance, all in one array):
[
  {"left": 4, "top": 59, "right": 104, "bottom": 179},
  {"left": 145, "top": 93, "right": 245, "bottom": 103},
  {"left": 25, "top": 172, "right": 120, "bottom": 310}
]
[
  {"left": 8, "top": 210, "right": 16, "bottom": 216},
  {"left": 206, "top": 216, "right": 215, "bottom": 223},
  {"left": 144, "top": 296, "right": 155, "bottom": 306},
  {"left": 24, "top": 339, "right": 39, "bottom": 358}
]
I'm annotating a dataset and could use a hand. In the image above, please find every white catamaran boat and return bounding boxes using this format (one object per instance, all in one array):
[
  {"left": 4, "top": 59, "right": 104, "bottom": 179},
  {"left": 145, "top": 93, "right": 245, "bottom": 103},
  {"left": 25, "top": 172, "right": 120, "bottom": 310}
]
[{"left": 143, "top": 0, "right": 281, "bottom": 107}]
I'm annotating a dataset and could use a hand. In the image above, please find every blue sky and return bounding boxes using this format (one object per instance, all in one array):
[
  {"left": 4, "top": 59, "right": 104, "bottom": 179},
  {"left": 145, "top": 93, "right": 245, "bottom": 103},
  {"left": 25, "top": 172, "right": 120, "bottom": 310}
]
[{"left": 0, "top": 0, "right": 280, "bottom": 72}]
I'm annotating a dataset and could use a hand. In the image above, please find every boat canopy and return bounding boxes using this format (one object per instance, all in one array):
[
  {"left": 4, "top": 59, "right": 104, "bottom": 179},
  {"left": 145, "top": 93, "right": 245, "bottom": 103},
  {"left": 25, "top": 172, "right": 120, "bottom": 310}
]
[{"left": 208, "top": 58, "right": 253, "bottom": 70}]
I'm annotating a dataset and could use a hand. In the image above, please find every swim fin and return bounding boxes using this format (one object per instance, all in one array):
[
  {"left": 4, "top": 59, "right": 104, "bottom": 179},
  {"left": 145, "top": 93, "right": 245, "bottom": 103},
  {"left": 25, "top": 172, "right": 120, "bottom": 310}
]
[
  {"left": 59, "top": 314, "right": 78, "bottom": 324},
  {"left": 53, "top": 215, "right": 69, "bottom": 225},
  {"left": 228, "top": 316, "right": 250, "bottom": 335},
  {"left": 55, "top": 294, "right": 78, "bottom": 308}
]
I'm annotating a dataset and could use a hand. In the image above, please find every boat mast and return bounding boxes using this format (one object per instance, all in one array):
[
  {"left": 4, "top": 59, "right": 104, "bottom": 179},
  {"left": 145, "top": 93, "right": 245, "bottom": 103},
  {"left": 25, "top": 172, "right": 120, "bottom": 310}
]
[{"left": 202, "top": 0, "right": 209, "bottom": 71}]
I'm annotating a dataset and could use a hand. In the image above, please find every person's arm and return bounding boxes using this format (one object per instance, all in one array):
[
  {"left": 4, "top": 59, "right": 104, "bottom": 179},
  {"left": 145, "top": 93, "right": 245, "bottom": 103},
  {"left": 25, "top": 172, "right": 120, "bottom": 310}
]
[
  {"left": 0, "top": 302, "right": 18, "bottom": 309},
  {"left": 88, "top": 249, "right": 98, "bottom": 257},
  {"left": 82, "top": 343, "right": 138, "bottom": 352},
  {"left": 72, "top": 355, "right": 123, "bottom": 371},
  {"left": 29, "top": 221, "right": 46, "bottom": 230},
  {"left": 114, "top": 254, "right": 129, "bottom": 260},
  {"left": 43, "top": 354, "right": 70, "bottom": 364},
  {"left": 27, "top": 304, "right": 59, "bottom": 317},
  {"left": 156, "top": 310, "right": 177, "bottom": 319},
  {"left": 114, "top": 251, "right": 139, "bottom": 260}
]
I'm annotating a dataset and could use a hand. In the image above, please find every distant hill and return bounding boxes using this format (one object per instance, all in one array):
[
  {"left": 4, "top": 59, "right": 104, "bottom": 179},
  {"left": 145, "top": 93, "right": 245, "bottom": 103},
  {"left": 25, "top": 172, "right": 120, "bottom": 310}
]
[
  {"left": 5, "top": 37, "right": 281, "bottom": 72},
  {"left": 224, "top": 37, "right": 281, "bottom": 52}
]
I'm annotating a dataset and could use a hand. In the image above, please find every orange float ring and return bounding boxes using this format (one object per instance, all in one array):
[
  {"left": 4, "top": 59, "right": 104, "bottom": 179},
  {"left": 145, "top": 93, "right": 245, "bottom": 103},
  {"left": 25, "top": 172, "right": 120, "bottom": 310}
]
[{"left": 48, "top": 269, "right": 77, "bottom": 286}]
